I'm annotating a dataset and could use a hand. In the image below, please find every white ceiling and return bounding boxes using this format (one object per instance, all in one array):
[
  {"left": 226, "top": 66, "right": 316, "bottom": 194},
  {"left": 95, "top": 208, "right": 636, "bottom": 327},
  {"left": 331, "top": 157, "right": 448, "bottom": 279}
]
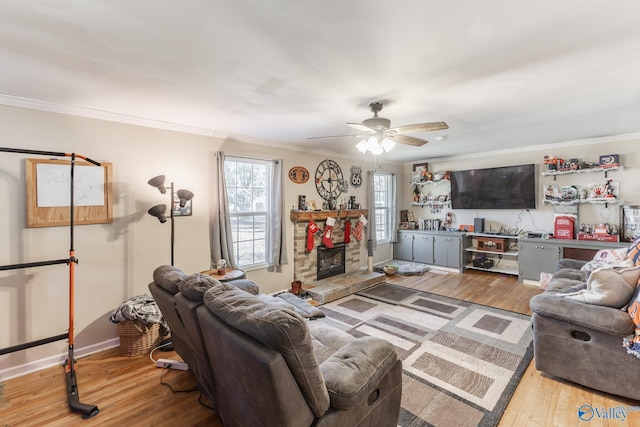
[{"left": 2, "top": 1, "right": 640, "bottom": 162}]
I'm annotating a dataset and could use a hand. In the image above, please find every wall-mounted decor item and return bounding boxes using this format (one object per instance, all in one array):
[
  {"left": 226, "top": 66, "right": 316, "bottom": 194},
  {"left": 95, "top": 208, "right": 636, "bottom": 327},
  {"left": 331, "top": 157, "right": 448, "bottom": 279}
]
[
  {"left": 350, "top": 165, "right": 363, "bottom": 187},
  {"left": 26, "top": 158, "right": 113, "bottom": 227},
  {"left": 147, "top": 175, "right": 194, "bottom": 266},
  {"left": 315, "top": 159, "right": 345, "bottom": 201},
  {"left": 412, "top": 163, "right": 429, "bottom": 182},
  {"left": 288, "top": 166, "right": 309, "bottom": 183}
]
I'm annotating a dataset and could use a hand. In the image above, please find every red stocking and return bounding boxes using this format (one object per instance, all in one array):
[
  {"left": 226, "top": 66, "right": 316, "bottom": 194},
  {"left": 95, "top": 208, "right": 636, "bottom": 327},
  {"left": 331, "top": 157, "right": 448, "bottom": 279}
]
[
  {"left": 344, "top": 220, "right": 351, "bottom": 244},
  {"left": 353, "top": 215, "right": 367, "bottom": 242},
  {"left": 322, "top": 217, "right": 335, "bottom": 248},
  {"left": 307, "top": 218, "right": 319, "bottom": 252}
]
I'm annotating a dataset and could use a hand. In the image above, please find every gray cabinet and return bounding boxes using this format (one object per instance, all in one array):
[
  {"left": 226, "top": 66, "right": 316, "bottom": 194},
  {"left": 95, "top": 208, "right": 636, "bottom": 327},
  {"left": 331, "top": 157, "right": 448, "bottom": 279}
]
[
  {"left": 394, "top": 230, "right": 462, "bottom": 270},
  {"left": 434, "top": 235, "right": 462, "bottom": 268},
  {"left": 518, "top": 241, "right": 561, "bottom": 281},
  {"left": 413, "top": 234, "right": 434, "bottom": 264}
]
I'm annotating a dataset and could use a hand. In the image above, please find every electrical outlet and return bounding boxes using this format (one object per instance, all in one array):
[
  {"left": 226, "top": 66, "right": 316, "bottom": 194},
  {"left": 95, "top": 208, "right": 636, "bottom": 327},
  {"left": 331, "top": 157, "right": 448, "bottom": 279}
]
[{"left": 155, "top": 358, "right": 189, "bottom": 370}]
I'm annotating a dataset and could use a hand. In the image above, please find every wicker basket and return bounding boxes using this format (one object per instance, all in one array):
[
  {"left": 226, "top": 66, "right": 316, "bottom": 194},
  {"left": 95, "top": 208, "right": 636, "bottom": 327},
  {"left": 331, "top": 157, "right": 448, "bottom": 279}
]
[{"left": 117, "top": 320, "right": 163, "bottom": 357}]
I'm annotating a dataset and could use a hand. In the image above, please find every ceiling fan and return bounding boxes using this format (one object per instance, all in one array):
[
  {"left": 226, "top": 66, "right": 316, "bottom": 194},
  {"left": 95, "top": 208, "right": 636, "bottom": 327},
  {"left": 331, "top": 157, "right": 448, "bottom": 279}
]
[{"left": 308, "top": 101, "right": 448, "bottom": 153}]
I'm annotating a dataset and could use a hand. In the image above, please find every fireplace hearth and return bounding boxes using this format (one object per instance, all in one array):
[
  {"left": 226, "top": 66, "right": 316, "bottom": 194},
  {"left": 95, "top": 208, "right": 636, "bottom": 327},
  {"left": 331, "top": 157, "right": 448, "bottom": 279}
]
[{"left": 317, "top": 244, "right": 346, "bottom": 280}]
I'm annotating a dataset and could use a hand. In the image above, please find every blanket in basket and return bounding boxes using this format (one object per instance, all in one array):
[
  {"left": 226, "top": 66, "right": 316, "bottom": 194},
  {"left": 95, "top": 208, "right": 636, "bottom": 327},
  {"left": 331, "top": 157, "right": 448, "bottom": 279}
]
[{"left": 110, "top": 293, "right": 168, "bottom": 332}]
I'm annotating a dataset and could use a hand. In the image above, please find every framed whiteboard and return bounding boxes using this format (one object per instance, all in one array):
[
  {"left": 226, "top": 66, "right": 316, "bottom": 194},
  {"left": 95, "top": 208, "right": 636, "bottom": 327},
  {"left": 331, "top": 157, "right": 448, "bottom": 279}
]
[{"left": 25, "top": 158, "right": 113, "bottom": 227}]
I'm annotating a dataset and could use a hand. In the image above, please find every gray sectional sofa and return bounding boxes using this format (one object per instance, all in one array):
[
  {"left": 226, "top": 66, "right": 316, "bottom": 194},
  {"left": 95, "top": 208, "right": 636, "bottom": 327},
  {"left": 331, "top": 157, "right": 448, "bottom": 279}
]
[{"left": 149, "top": 266, "right": 403, "bottom": 427}]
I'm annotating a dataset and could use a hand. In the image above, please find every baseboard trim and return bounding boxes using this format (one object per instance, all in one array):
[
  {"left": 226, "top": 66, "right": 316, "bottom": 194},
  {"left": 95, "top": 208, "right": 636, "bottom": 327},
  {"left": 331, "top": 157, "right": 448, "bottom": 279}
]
[{"left": 0, "top": 338, "right": 120, "bottom": 381}]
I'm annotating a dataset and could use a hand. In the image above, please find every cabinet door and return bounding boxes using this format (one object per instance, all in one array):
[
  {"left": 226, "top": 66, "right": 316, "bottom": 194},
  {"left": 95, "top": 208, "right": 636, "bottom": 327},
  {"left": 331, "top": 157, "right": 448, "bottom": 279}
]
[
  {"left": 519, "top": 241, "right": 561, "bottom": 280},
  {"left": 413, "top": 234, "right": 434, "bottom": 264},
  {"left": 537, "top": 243, "right": 561, "bottom": 274},
  {"left": 434, "top": 235, "right": 461, "bottom": 268},
  {"left": 518, "top": 242, "right": 539, "bottom": 280},
  {"left": 445, "top": 236, "right": 462, "bottom": 268},
  {"left": 394, "top": 231, "right": 414, "bottom": 261}
]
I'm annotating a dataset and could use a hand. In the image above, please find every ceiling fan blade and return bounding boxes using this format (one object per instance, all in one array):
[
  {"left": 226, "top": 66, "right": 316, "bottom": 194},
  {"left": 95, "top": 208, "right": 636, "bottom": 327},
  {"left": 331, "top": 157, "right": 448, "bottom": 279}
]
[
  {"left": 389, "top": 134, "right": 429, "bottom": 146},
  {"left": 307, "top": 134, "right": 364, "bottom": 140},
  {"left": 346, "top": 122, "right": 376, "bottom": 133},
  {"left": 390, "top": 122, "right": 449, "bottom": 134}
]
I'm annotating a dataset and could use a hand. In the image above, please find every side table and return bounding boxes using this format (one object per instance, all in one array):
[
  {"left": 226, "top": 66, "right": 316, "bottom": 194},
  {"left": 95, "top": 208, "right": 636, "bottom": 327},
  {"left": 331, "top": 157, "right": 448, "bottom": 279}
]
[{"left": 201, "top": 268, "right": 246, "bottom": 282}]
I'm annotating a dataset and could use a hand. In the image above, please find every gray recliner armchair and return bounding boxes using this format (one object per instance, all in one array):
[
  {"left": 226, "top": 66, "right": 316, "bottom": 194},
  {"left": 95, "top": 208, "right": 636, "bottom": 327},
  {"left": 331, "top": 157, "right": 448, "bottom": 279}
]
[
  {"left": 148, "top": 265, "right": 260, "bottom": 405},
  {"left": 195, "top": 280, "right": 403, "bottom": 427},
  {"left": 529, "top": 258, "right": 640, "bottom": 400}
]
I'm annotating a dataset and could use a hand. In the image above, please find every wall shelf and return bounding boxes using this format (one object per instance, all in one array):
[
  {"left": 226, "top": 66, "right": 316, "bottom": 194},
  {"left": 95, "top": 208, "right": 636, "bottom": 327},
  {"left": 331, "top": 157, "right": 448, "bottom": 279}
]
[
  {"left": 411, "top": 201, "right": 451, "bottom": 208},
  {"left": 411, "top": 179, "right": 450, "bottom": 186},
  {"left": 542, "top": 166, "right": 622, "bottom": 180}
]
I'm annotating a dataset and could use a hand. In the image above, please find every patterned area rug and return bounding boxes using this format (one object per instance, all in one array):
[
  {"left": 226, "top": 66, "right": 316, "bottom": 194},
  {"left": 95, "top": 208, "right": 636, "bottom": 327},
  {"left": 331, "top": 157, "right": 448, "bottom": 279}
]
[{"left": 318, "top": 283, "right": 533, "bottom": 427}]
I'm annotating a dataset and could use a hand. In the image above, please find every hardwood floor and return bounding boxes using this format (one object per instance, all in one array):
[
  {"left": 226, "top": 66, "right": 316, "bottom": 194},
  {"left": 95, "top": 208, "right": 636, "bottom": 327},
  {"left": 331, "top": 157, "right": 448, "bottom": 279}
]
[{"left": 1, "top": 269, "right": 638, "bottom": 426}]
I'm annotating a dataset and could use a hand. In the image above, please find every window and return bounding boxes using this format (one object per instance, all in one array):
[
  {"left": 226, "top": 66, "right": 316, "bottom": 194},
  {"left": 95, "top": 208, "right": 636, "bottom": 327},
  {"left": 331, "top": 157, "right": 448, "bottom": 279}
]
[
  {"left": 374, "top": 172, "right": 396, "bottom": 242},
  {"left": 224, "top": 157, "right": 273, "bottom": 268}
]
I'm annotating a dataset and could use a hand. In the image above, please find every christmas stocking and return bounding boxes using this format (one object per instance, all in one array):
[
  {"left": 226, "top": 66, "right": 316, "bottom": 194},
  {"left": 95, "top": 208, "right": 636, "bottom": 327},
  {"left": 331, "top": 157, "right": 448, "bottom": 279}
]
[
  {"left": 322, "top": 217, "right": 336, "bottom": 248},
  {"left": 344, "top": 220, "right": 351, "bottom": 244},
  {"left": 307, "top": 218, "right": 319, "bottom": 252},
  {"left": 353, "top": 215, "right": 368, "bottom": 241}
]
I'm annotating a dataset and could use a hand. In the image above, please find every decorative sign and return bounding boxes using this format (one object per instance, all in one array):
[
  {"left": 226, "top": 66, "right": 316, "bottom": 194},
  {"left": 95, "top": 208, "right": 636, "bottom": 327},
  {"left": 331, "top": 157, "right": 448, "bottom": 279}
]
[
  {"left": 350, "top": 165, "right": 363, "bottom": 188},
  {"left": 288, "top": 166, "right": 310, "bottom": 184}
]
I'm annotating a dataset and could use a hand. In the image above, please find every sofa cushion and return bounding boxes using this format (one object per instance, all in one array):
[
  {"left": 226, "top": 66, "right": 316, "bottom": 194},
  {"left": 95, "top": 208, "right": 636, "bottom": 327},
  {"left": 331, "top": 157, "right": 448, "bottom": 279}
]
[
  {"left": 561, "top": 265, "right": 640, "bottom": 308},
  {"left": 308, "top": 321, "right": 355, "bottom": 364},
  {"left": 179, "top": 273, "right": 220, "bottom": 301},
  {"left": 530, "top": 293, "right": 635, "bottom": 336},
  {"left": 320, "top": 337, "right": 398, "bottom": 410},
  {"left": 226, "top": 278, "right": 260, "bottom": 295},
  {"left": 153, "top": 265, "right": 186, "bottom": 294},
  {"left": 203, "top": 282, "right": 331, "bottom": 417}
]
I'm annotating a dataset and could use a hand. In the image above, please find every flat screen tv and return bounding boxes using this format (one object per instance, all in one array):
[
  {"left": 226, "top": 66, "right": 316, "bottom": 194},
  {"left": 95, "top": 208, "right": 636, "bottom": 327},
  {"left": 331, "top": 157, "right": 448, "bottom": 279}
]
[{"left": 450, "top": 164, "right": 536, "bottom": 210}]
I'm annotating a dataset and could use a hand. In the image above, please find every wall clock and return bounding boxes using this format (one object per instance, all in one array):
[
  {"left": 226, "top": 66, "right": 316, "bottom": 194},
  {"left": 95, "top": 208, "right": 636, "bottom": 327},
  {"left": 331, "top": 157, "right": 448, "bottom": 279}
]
[{"left": 315, "top": 159, "right": 344, "bottom": 201}]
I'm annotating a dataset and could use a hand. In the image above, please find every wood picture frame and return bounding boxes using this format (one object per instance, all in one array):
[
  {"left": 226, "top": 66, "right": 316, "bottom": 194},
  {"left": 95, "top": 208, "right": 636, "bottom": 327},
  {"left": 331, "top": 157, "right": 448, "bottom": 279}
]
[
  {"left": 412, "top": 162, "right": 428, "bottom": 173},
  {"left": 25, "top": 158, "right": 113, "bottom": 227}
]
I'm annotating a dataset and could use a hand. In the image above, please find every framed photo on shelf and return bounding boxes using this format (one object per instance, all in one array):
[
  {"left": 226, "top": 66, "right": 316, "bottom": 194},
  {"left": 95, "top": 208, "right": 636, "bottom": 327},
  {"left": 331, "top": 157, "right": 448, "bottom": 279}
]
[{"left": 412, "top": 163, "right": 428, "bottom": 173}]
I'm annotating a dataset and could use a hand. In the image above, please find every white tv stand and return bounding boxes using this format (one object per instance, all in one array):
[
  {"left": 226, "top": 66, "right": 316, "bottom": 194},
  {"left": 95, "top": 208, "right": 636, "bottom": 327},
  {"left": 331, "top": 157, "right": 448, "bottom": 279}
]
[{"left": 463, "top": 233, "right": 520, "bottom": 276}]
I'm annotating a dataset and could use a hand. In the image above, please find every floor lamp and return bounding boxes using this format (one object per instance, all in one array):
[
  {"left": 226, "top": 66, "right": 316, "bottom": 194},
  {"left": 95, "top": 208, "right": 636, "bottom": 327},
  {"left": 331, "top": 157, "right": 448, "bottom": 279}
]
[{"left": 147, "top": 175, "right": 194, "bottom": 266}]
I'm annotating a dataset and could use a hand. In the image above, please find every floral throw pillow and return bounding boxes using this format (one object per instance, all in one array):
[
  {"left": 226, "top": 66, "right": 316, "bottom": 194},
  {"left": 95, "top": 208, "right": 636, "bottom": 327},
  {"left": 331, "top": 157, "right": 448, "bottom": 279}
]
[
  {"left": 627, "top": 236, "right": 640, "bottom": 267},
  {"left": 624, "top": 284, "right": 640, "bottom": 358}
]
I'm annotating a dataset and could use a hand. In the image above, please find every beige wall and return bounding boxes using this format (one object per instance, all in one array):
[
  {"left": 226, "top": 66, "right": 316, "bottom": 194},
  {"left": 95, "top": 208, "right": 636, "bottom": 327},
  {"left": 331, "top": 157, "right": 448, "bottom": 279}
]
[
  {"left": 0, "top": 105, "right": 402, "bottom": 377},
  {"left": 403, "top": 137, "right": 640, "bottom": 235}
]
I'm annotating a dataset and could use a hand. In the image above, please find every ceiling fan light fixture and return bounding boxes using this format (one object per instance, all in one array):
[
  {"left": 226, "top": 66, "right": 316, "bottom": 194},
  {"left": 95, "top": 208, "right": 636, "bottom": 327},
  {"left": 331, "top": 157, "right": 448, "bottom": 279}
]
[
  {"left": 381, "top": 138, "right": 396, "bottom": 152},
  {"left": 366, "top": 136, "right": 379, "bottom": 151},
  {"left": 355, "top": 140, "right": 368, "bottom": 153},
  {"left": 370, "top": 144, "right": 384, "bottom": 155}
]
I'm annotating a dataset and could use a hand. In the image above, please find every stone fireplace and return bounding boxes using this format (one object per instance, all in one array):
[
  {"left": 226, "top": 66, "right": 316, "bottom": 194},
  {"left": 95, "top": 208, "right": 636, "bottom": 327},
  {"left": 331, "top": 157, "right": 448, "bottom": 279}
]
[{"left": 290, "top": 209, "right": 367, "bottom": 285}]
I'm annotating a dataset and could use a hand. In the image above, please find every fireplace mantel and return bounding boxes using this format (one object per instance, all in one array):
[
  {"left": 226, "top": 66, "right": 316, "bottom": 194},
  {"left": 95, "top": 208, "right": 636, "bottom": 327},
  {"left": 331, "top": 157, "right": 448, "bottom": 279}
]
[{"left": 290, "top": 209, "right": 367, "bottom": 222}]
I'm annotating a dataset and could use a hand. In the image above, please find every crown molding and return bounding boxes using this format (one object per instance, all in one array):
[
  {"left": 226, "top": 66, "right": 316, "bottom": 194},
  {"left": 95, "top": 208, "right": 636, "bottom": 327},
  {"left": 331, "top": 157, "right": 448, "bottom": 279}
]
[{"left": 0, "top": 93, "right": 216, "bottom": 136}]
